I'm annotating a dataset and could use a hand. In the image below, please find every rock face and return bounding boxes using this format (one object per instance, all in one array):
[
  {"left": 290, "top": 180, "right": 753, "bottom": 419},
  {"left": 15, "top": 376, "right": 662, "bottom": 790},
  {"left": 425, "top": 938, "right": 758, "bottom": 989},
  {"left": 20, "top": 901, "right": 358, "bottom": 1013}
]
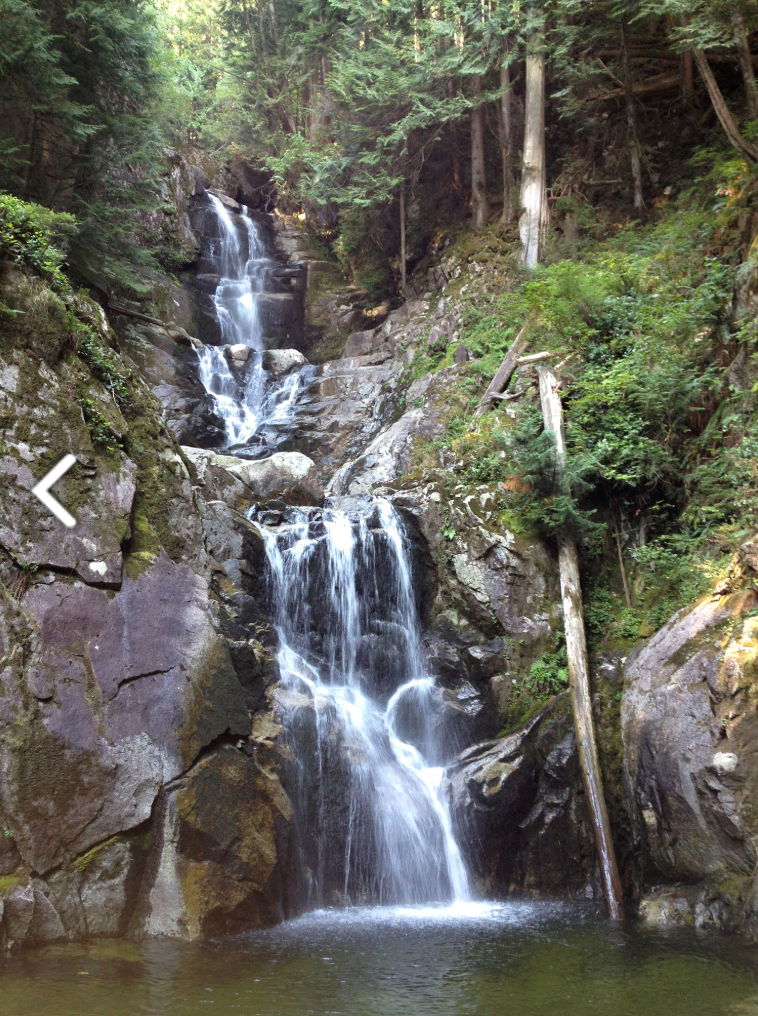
[
  {"left": 0, "top": 268, "right": 294, "bottom": 950},
  {"left": 376, "top": 478, "right": 559, "bottom": 713},
  {"left": 447, "top": 699, "right": 598, "bottom": 899},
  {"left": 1, "top": 552, "right": 250, "bottom": 875},
  {"left": 135, "top": 744, "right": 293, "bottom": 940},
  {"left": 622, "top": 584, "right": 758, "bottom": 931}
]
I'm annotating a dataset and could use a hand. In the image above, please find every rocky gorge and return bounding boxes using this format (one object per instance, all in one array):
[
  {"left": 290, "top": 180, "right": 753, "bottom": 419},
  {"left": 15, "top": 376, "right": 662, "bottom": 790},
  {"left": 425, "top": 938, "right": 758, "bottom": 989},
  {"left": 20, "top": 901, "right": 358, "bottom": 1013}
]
[{"left": 2, "top": 150, "right": 758, "bottom": 953}]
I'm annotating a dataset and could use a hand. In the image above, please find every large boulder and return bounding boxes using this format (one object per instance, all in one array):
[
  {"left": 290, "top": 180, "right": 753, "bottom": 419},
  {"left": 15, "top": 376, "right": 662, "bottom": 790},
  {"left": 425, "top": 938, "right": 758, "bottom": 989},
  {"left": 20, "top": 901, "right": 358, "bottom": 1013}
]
[
  {"left": 135, "top": 743, "right": 293, "bottom": 939},
  {"left": 622, "top": 584, "right": 758, "bottom": 931},
  {"left": 446, "top": 698, "right": 597, "bottom": 899},
  {"left": 183, "top": 448, "right": 324, "bottom": 506},
  {"left": 262, "top": 348, "right": 307, "bottom": 377}
]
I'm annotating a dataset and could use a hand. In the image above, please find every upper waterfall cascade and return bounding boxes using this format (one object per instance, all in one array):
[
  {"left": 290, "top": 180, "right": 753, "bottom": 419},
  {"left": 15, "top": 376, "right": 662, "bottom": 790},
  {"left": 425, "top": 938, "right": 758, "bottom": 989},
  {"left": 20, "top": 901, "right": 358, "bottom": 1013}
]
[
  {"left": 194, "top": 193, "right": 306, "bottom": 454},
  {"left": 196, "top": 190, "right": 473, "bottom": 909}
]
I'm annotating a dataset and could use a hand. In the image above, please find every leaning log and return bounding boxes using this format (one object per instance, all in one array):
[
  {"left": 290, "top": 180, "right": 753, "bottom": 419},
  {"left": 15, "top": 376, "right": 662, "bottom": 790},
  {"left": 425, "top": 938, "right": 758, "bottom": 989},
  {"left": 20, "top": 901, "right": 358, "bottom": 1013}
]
[
  {"left": 537, "top": 365, "right": 624, "bottom": 920},
  {"left": 471, "top": 326, "right": 530, "bottom": 421}
]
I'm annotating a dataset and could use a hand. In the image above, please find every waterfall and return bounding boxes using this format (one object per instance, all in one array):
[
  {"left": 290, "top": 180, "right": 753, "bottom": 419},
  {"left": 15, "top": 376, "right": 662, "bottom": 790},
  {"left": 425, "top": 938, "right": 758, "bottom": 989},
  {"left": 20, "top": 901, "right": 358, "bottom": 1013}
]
[
  {"left": 192, "top": 186, "right": 473, "bottom": 912},
  {"left": 253, "top": 497, "right": 472, "bottom": 909},
  {"left": 193, "top": 193, "right": 305, "bottom": 453}
]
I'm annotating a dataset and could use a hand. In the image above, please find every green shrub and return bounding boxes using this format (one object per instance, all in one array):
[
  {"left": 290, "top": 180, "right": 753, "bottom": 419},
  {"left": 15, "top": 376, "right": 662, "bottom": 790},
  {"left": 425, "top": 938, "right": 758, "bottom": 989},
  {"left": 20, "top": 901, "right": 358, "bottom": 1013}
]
[{"left": 0, "top": 194, "right": 75, "bottom": 291}]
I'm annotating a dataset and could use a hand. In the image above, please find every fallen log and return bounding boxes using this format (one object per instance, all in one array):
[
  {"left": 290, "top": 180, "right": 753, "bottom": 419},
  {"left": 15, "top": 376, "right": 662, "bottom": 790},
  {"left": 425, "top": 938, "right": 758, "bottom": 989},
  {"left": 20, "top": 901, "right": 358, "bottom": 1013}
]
[
  {"left": 471, "top": 324, "right": 530, "bottom": 421},
  {"left": 588, "top": 72, "right": 680, "bottom": 103},
  {"left": 516, "top": 350, "right": 554, "bottom": 365},
  {"left": 108, "top": 304, "right": 166, "bottom": 327},
  {"left": 537, "top": 365, "right": 625, "bottom": 920}
]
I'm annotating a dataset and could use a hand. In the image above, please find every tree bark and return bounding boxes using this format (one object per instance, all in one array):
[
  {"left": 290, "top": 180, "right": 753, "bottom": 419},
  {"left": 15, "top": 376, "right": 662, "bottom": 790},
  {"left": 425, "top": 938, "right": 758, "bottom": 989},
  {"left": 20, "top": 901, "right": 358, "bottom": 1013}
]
[
  {"left": 733, "top": 13, "right": 758, "bottom": 121},
  {"left": 471, "top": 324, "right": 530, "bottom": 421},
  {"left": 519, "top": 7, "right": 548, "bottom": 267},
  {"left": 613, "top": 515, "right": 632, "bottom": 608},
  {"left": 470, "top": 76, "right": 489, "bottom": 229},
  {"left": 500, "top": 50, "right": 516, "bottom": 224},
  {"left": 399, "top": 176, "right": 407, "bottom": 291},
  {"left": 257, "top": 0, "right": 268, "bottom": 68},
  {"left": 537, "top": 367, "right": 625, "bottom": 921},
  {"left": 692, "top": 48, "right": 758, "bottom": 163},
  {"left": 620, "top": 19, "right": 645, "bottom": 218},
  {"left": 682, "top": 51, "right": 695, "bottom": 103}
]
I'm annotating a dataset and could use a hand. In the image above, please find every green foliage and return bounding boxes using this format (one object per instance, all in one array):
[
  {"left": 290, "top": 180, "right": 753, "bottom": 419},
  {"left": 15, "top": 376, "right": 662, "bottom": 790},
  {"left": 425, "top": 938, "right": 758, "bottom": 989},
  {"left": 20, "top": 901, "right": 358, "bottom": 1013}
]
[
  {"left": 0, "top": 194, "right": 75, "bottom": 290},
  {"left": 525, "top": 642, "right": 569, "bottom": 698},
  {"left": 500, "top": 404, "right": 604, "bottom": 545},
  {"left": 73, "top": 322, "right": 131, "bottom": 407},
  {"left": 78, "top": 396, "right": 123, "bottom": 451},
  {"left": 1, "top": 0, "right": 172, "bottom": 284}
]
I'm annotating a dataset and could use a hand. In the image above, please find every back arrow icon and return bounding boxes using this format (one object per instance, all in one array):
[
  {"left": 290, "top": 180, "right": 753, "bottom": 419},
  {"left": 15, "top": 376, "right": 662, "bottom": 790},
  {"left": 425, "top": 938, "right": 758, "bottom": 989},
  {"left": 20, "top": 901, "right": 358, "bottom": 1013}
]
[{"left": 31, "top": 454, "right": 77, "bottom": 528}]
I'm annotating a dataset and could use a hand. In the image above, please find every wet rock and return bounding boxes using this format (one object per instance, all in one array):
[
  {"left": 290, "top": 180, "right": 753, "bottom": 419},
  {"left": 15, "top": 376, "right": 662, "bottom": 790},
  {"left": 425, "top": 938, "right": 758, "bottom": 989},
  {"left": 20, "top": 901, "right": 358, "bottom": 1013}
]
[
  {"left": 638, "top": 884, "right": 731, "bottom": 929},
  {"left": 446, "top": 698, "right": 596, "bottom": 898},
  {"left": 207, "top": 188, "right": 241, "bottom": 213},
  {"left": 183, "top": 448, "right": 324, "bottom": 507},
  {"left": 262, "top": 348, "right": 308, "bottom": 377},
  {"left": 227, "top": 343, "right": 252, "bottom": 363},
  {"left": 382, "top": 479, "right": 558, "bottom": 703},
  {"left": 327, "top": 366, "right": 467, "bottom": 495},
  {"left": 136, "top": 745, "right": 292, "bottom": 939},
  {"left": 40, "top": 834, "right": 148, "bottom": 940}
]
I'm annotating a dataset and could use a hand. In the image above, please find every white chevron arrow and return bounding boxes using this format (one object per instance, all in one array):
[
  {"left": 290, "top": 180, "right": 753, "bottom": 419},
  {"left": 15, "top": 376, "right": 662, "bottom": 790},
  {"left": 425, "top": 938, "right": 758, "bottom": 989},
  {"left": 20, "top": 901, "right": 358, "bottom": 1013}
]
[{"left": 31, "top": 454, "right": 77, "bottom": 528}]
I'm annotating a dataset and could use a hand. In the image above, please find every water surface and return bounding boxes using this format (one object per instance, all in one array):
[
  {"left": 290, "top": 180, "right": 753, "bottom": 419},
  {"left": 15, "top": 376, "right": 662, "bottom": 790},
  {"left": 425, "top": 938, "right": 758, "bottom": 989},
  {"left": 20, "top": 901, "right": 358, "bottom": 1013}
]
[{"left": 4, "top": 902, "right": 758, "bottom": 1016}]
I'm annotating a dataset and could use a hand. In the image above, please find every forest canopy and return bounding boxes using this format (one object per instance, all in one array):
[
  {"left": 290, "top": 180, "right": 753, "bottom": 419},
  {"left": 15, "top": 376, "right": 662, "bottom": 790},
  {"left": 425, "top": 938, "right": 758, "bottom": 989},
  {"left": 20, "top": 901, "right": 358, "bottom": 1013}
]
[{"left": 0, "top": 0, "right": 757, "bottom": 289}]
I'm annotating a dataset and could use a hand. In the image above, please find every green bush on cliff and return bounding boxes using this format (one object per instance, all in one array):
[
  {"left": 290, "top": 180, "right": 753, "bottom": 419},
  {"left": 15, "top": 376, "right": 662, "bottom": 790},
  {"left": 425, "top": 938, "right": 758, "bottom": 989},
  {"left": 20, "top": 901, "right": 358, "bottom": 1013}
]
[{"left": 0, "top": 194, "right": 76, "bottom": 292}]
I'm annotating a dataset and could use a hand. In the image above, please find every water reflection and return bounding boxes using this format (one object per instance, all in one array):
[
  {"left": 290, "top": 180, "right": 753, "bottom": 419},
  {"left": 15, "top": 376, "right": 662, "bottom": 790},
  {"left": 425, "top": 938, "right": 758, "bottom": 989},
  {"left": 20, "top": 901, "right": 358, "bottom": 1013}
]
[{"left": 3, "top": 904, "right": 758, "bottom": 1016}]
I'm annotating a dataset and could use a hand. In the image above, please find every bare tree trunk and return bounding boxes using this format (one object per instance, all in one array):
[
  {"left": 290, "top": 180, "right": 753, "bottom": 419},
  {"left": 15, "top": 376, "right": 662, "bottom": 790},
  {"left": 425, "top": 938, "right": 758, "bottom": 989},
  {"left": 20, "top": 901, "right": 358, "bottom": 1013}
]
[
  {"left": 682, "top": 51, "right": 695, "bottom": 103},
  {"left": 693, "top": 48, "right": 758, "bottom": 163},
  {"left": 471, "top": 76, "right": 489, "bottom": 229},
  {"left": 733, "top": 13, "right": 758, "bottom": 121},
  {"left": 519, "top": 7, "right": 548, "bottom": 267},
  {"left": 500, "top": 49, "right": 516, "bottom": 224},
  {"left": 537, "top": 367, "right": 625, "bottom": 921},
  {"left": 399, "top": 176, "right": 407, "bottom": 292},
  {"left": 620, "top": 19, "right": 645, "bottom": 218},
  {"left": 241, "top": 0, "right": 257, "bottom": 55},
  {"left": 257, "top": 0, "right": 268, "bottom": 68},
  {"left": 613, "top": 515, "right": 632, "bottom": 608},
  {"left": 447, "top": 79, "right": 464, "bottom": 200}
]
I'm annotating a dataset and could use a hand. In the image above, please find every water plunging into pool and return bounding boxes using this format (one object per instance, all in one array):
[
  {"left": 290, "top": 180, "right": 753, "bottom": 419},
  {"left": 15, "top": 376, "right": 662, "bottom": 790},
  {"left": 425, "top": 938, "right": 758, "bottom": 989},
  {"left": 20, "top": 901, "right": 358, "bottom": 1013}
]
[
  {"left": 254, "top": 498, "right": 471, "bottom": 908},
  {"left": 194, "top": 193, "right": 304, "bottom": 453},
  {"left": 195, "top": 187, "right": 472, "bottom": 911}
]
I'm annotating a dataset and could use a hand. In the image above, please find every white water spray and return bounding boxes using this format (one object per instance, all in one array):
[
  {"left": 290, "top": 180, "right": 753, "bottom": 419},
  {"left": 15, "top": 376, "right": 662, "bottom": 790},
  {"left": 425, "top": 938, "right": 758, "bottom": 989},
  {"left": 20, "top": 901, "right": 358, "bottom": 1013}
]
[
  {"left": 255, "top": 499, "right": 472, "bottom": 908},
  {"left": 193, "top": 193, "right": 305, "bottom": 452}
]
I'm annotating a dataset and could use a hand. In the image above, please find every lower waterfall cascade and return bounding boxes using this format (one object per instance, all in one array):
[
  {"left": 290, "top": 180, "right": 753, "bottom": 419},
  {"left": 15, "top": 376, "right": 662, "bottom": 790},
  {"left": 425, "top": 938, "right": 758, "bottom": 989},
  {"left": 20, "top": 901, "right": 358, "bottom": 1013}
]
[{"left": 253, "top": 498, "right": 472, "bottom": 908}]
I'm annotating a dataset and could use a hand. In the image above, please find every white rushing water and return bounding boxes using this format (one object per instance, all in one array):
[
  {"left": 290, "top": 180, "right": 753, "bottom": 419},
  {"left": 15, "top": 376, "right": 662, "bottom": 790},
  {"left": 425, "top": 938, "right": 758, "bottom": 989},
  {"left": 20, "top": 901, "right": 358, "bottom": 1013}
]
[
  {"left": 196, "top": 186, "right": 472, "bottom": 910},
  {"left": 255, "top": 499, "right": 472, "bottom": 908},
  {"left": 194, "top": 193, "right": 305, "bottom": 452}
]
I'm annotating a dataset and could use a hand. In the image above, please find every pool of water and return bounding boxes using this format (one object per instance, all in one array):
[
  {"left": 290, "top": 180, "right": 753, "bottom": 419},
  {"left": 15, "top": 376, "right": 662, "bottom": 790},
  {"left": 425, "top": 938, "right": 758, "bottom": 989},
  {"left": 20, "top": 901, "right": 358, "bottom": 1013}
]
[{"left": 3, "top": 902, "right": 758, "bottom": 1016}]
